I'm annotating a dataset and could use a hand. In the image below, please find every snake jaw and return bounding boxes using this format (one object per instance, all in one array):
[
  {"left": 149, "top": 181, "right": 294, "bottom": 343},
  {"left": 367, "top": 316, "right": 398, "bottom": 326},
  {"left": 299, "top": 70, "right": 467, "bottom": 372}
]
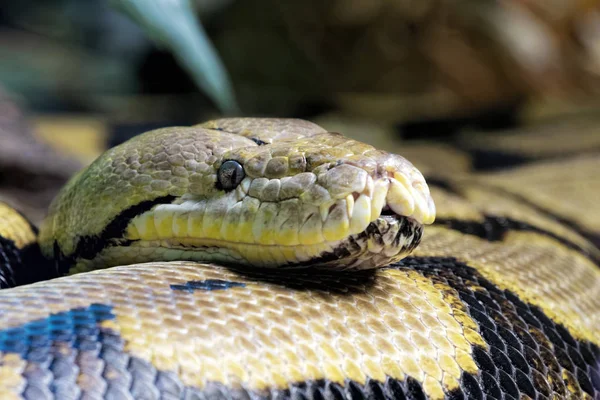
[
  {"left": 116, "top": 163, "right": 433, "bottom": 270},
  {"left": 41, "top": 119, "right": 436, "bottom": 272}
]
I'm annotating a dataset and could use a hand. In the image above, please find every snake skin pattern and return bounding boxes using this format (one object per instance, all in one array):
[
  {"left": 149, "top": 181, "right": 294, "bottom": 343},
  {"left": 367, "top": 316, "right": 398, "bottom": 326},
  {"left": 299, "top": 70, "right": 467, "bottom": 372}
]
[
  {"left": 39, "top": 119, "right": 434, "bottom": 273},
  {"left": 0, "top": 118, "right": 599, "bottom": 400}
]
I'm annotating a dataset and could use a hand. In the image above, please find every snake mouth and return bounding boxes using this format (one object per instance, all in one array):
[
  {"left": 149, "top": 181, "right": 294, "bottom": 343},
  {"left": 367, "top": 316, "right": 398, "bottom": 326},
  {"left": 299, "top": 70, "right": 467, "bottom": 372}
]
[
  {"left": 64, "top": 173, "right": 433, "bottom": 272},
  {"left": 66, "top": 202, "right": 424, "bottom": 273},
  {"left": 60, "top": 167, "right": 435, "bottom": 273},
  {"left": 310, "top": 212, "right": 423, "bottom": 270}
]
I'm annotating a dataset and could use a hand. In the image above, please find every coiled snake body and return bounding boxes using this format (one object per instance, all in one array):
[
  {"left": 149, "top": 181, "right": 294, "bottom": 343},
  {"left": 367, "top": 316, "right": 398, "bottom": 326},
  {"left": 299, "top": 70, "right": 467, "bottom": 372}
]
[{"left": 0, "top": 118, "right": 598, "bottom": 399}]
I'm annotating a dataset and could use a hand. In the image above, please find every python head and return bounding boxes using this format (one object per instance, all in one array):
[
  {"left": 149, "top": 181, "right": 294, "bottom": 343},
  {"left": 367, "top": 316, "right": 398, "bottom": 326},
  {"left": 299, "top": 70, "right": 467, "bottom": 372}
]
[{"left": 39, "top": 118, "right": 435, "bottom": 273}]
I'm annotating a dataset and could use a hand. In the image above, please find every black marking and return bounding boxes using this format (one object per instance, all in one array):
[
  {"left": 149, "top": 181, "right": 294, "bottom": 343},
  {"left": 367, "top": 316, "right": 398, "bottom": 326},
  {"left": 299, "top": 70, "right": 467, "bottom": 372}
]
[
  {"left": 54, "top": 195, "right": 176, "bottom": 274},
  {"left": 396, "top": 256, "right": 600, "bottom": 399},
  {"left": 2, "top": 256, "right": 598, "bottom": 399},
  {"left": 396, "top": 101, "right": 521, "bottom": 140},
  {"left": 424, "top": 175, "right": 600, "bottom": 251},
  {"left": 475, "top": 182, "right": 600, "bottom": 250},
  {"left": 251, "top": 137, "right": 268, "bottom": 146},
  {"left": 435, "top": 214, "right": 600, "bottom": 266},
  {"left": 468, "top": 146, "right": 600, "bottom": 172},
  {"left": 0, "top": 235, "right": 19, "bottom": 288},
  {"left": 0, "top": 236, "right": 56, "bottom": 288},
  {"left": 469, "top": 149, "right": 532, "bottom": 171},
  {"left": 0, "top": 303, "right": 202, "bottom": 399},
  {"left": 170, "top": 279, "right": 246, "bottom": 292}
]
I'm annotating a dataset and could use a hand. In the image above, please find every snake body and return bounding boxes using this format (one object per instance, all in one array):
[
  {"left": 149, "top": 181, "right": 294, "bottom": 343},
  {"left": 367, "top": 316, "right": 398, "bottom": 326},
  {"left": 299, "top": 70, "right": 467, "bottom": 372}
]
[{"left": 0, "top": 118, "right": 599, "bottom": 400}]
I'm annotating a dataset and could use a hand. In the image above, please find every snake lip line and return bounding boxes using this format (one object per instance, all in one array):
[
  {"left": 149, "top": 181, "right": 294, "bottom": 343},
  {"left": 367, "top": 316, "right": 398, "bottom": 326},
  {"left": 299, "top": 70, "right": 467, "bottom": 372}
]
[
  {"left": 65, "top": 213, "right": 422, "bottom": 272},
  {"left": 51, "top": 171, "right": 431, "bottom": 272}
]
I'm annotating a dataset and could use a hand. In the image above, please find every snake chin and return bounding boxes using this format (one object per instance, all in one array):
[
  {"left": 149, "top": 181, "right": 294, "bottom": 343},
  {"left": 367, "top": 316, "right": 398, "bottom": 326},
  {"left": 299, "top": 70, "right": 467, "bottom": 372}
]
[{"left": 311, "top": 214, "right": 423, "bottom": 270}]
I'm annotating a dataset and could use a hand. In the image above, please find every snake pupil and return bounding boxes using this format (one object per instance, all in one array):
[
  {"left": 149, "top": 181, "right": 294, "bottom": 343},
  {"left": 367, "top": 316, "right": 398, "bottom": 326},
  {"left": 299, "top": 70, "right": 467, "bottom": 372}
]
[{"left": 218, "top": 160, "right": 245, "bottom": 191}]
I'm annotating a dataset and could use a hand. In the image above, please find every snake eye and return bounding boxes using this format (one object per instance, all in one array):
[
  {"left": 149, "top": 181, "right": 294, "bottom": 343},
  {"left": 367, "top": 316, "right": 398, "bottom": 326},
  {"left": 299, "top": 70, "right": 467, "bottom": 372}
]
[{"left": 218, "top": 160, "right": 245, "bottom": 190}]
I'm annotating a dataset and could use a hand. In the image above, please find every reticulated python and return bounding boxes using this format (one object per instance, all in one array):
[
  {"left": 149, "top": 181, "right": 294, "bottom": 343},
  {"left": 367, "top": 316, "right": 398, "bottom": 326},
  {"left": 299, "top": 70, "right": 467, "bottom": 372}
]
[{"left": 0, "top": 118, "right": 598, "bottom": 400}]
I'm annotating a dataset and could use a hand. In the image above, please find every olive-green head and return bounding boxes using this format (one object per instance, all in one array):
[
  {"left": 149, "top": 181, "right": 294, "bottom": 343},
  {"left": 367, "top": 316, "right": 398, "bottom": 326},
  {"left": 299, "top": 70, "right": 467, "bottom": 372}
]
[{"left": 39, "top": 118, "right": 435, "bottom": 273}]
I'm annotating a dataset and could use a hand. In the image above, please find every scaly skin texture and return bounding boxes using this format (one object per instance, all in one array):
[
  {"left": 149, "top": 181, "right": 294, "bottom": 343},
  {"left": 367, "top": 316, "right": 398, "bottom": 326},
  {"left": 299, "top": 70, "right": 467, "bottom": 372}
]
[
  {"left": 39, "top": 118, "right": 435, "bottom": 273},
  {"left": 0, "top": 120, "right": 599, "bottom": 399}
]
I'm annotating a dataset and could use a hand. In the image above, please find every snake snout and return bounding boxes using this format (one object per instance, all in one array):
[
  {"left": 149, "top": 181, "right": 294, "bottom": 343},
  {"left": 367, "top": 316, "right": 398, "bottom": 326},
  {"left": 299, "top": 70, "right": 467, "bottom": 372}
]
[{"left": 323, "top": 154, "right": 436, "bottom": 227}]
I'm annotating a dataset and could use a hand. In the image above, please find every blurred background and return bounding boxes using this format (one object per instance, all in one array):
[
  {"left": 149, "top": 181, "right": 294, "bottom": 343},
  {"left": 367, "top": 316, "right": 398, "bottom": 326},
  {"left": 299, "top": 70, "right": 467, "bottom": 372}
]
[{"left": 1, "top": 0, "right": 600, "bottom": 223}]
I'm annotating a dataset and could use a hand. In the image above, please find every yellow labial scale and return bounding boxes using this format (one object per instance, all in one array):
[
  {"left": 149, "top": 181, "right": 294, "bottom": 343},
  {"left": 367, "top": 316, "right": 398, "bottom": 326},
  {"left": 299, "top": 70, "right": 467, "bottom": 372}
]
[
  {"left": 132, "top": 214, "right": 158, "bottom": 240},
  {"left": 221, "top": 202, "right": 245, "bottom": 241},
  {"left": 274, "top": 246, "right": 298, "bottom": 263},
  {"left": 186, "top": 201, "right": 206, "bottom": 238},
  {"left": 202, "top": 207, "right": 226, "bottom": 241},
  {"left": 253, "top": 202, "right": 278, "bottom": 245},
  {"left": 323, "top": 200, "right": 350, "bottom": 241},
  {"left": 277, "top": 226, "right": 300, "bottom": 247},
  {"left": 285, "top": 245, "right": 311, "bottom": 263},
  {"left": 276, "top": 200, "right": 300, "bottom": 246},
  {"left": 236, "top": 197, "right": 260, "bottom": 242},
  {"left": 299, "top": 212, "right": 324, "bottom": 245},
  {"left": 125, "top": 220, "right": 141, "bottom": 239},
  {"left": 153, "top": 206, "right": 176, "bottom": 239}
]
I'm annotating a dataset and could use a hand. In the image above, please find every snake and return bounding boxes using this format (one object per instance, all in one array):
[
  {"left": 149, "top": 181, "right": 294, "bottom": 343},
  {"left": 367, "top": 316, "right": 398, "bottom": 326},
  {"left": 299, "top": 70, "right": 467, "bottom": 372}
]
[{"left": 0, "top": 118, "right": 598, "bottom": 400}]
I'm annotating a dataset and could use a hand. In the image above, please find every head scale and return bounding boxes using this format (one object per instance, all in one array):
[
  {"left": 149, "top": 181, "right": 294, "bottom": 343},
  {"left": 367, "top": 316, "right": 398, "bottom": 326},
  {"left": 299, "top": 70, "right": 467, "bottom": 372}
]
[{"left": 39, "top": 118, "right": 435, "bottom": 274}]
